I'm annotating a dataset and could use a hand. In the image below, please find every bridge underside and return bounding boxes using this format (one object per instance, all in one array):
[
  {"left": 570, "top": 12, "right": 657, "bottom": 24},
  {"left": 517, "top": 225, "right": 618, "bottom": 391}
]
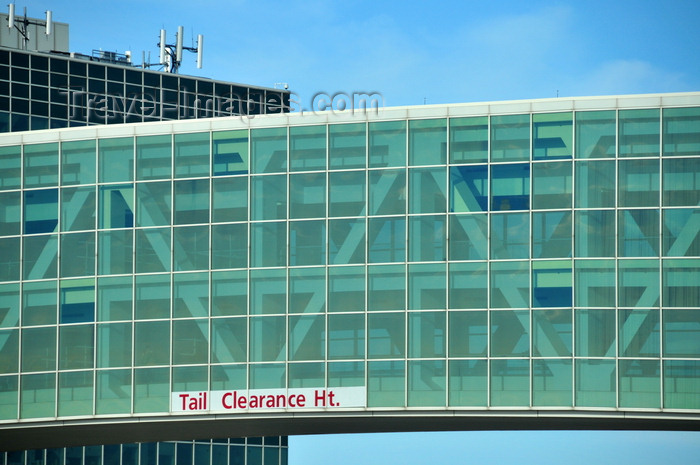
[{"left": 2, "top": 411, "right": 699, "bottom": 451}]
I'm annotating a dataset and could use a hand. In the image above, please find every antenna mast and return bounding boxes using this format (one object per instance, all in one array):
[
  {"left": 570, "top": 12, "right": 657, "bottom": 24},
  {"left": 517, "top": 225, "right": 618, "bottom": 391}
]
[{"left": 146, "top": 26, "right": 203, "bottom": 73}]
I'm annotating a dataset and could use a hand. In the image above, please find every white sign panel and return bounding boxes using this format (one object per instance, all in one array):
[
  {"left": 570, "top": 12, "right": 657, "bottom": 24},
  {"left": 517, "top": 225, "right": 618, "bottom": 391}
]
[{"left": 171, "top": 387, "right": 366, "bottom": 413}]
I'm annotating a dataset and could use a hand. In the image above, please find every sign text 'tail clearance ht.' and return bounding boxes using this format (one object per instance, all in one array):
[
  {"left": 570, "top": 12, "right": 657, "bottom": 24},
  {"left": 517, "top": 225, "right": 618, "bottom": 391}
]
[{"left": 171, "top": 387, "right": 367, "bottom": 413}]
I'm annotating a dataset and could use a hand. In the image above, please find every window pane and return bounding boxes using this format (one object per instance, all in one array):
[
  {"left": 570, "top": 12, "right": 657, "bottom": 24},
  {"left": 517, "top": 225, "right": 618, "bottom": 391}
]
[
  {"left": 663, "top": 209, "right": 700, "bottom": 257},
  {"left": 133, "top": 367, "right": 169, "bottom": 413},
  {"left": 490, "top": 359, "right": 529, "bottom": 406},
  {"left": 409, "top": 118, "right": 446, "bottom": 166},
  {"left": 574, "top": 210, "right": 615, "bottom": 257},
  {"left": 532, "top": 161, "right": 571, "bottom": 209},
  {"left": 449, "top": 359, "right": 487, "bottom": 406},
  {"left": 619, "top": 308, "right": 659, "bottom": 357},
  {"left": 329, "top": 218, "right": 365, "bottom": 265},
  {"left": 368, "top": 264, "right": 405, "bottom": 311},
  {"left": 408, "top": 215, "right": 445, "bottom": 262},
  {"left": 491, "top": 114, "right": 529, "bottom": 162},
  {"left": 24, "top": 188, "right": 58, "bottom": 234},
  {"left": 449, "top": 262, "right": 487, "bottom": 309},
  {"left": 173, "top": 225, "right": 209, "bottom": 271},
  {"left": 448, "top": 311, "right": 487, "bottom": 356},
  {"left": 290, "top": 125, "right": 326, "bottom": 171},
  {"left": 663, "top": 107, "right": 700, "bottom": 157},
  {"left": 212, "top": 176, "right": 247, "bottom": 222},
  {"left": 619, "top": 109, "right": 660, "bottom": 158},
  {"left": 663, "top": 259, "right": 700, "bottom": 308},
  {"left": 329, "top": 123, "right": 365, "bottom": 170},
  {"left": 0, "top": 191, "right": 20, "bottom": 237},
  {"left": 99, "top": 137, "right": 134, "bottom": 183},
  {"left": 533, "top": 112, "right": 572, "bottom": 160},
  {"left": 61, "top": 140, "right": 95, "bottom": 186},
  {"left": 663, "top": 157, "right": 700, "bottom": 206},
  {"left": 250, "top": 221, "right": 286, "bottom": 268},
  {"left": 491, "top": 310, "right": 529, "bottom": 357},
  {"left": 22, "top": 280, "right": 56, "bottom": 326},
  {"left": 211, "top": 318, "right": 247, "bottom": 363},
  {"left": 408, "top": 359, "right": 445, "bottom": 407},
  {"left": 408, "top": 263, "right": 445, "bottom": 310},
  {"left": 289, "top": 267, "right": 325, "bottom": 314},
  {"left": 213, "top": 130, "right": 248, "bottom": 175},
  {"left": 575, "top": 359, "right": 615, "bottom": 407},
  {"left": 328, "top": 266, "right": 365, "bottom": 313},
  {"left": 408, "top": 311, "right": 445, "bottom": 358},
  {"left": 490, "top": 212, "right": 529, "bottom": 259},
  {"left": 289, "top": 314, "right": 325, "bottom": 361},
  {"left": 574, "top": 259, "right": 615, "bottom": 307},
  {"left": 174, "top": 179, "right": 209, "bottom": 225},
  {"left": 250, "top": 316, "right": 286, "bottom": 361},
  {"left": 135, "top": 228, "right": 171, "bottom": 273},
  {"left": 20, "top": 373, "right": 55, "bottom": 418},
  {"left": 0, "top": 145, "right": 21, "bottom": 190},
  {"left": 98, "top": 229, "right": 133, "bottom": 275},
  {"left": 449, "top": 117, "right": 487, "bottom": 164},
  {"left": 368, "top": 217, "right": 405, "bottom": 263},
  {"left": 172, "top": 319, "right": 208, "bottom": 364},
  {"left": 369, "top": 120, "right": 406, "bottom": 168},
  {"left": 60, "top": 278, "right": 94, "bottom": 323},
  {"left": 328, "top": 314, "right": 364, "bottom": 360},
  {"left": 211, "top": 270, "right": 247, "bottom": 316},
  {"left": 533, "top": 309, "right": 572, "bottom": 357},
  {"left": 212, "top": 223, "right": 247, "bottom": 269},
  {"left": 368, "top": 360, "right": 404, "bottom": 407},
  {"left": 533, "top": 359, "right": 572, "bottom": 407},
  {"left": 173, "top": 272, "right": 208, "bottom": 318},
  {"left": 250, "top": 269, "right": 285, "bottom": 315},
  {"left": 532, "top": 211, "right": 571, "bottom": 258},
  {"left": 251, "top": 175, "right": 286, "bottom": 220},
  {"left": 490, "top": 261, "right": 529, "bottom": 309},
  {"left": 618, "top": 159, "right": 659, "bottom": 207},
  {"left": 369, "top": 169, "right": 405, "bottom": 215},
  {"left": 134, "top": 274, "right": 170, "bottom": 319},
  {"left": 99, "top": 185, "right": 133, "bottom": 229},
  {"left": 174, "top": 132, "right": 209, "bottom": 178},
  {"left": 618, "top": 209, "right": 659, "bottom": 257},
  {"left": 136, "top": 135, "right": 171, "bottom": 180},
  {"left": 23, "top": 234, "right": 57, "bottom": 280},
  {"left": 491, "top": 163, "right": 529, "bottom": 210},
  {"left": 449, "top": 214, "right": 487, "bottom": 261},
  {"left": 136, "top": 181, "right": 171, "bottom": 227},
  {"left": 289, "top": 220, "right": 325, "bottom": 266},
  {"left": 575, "top": 309, "right": 614, "bottom": 357},
  {"left": 251, "top": 127, "right": 286, "bottom": 174},
  {"left": 409, "top": 167, "right": 446, "bottom": 214},
  {"left": 134, "top": 321, "right": 170, "bottom": 366},
  {"left": 59, "top": 325, "right": 93, "bottom": 370},
  {"left": 290, "top": 172, "right": 325, "bottom": 219},
  {"left": 24, "top": 143, "right": 58, "bottom": 188},
  {"left": 619, "top": 259, "right": 659, "bottom": 307},
  {"left": 60, "top": 232, "right": 95, "bottom": 277},
  {"left": 368, "top": 313, "right": 405, "bottom": 358},
  {"left": 575, "top": 110, "right": 615, "bottom": 158},
  {"left": 329, "top": 171, "right": 365, "bottom": 217},
  {"left": 575, "top": 160, "right": 615, "bottom": 208},
  {"left": 450, "top": 165, "right": 487, "bottom": 212},
  {"left": 664, "top": 360, "right": 700, "bottom": 409}
]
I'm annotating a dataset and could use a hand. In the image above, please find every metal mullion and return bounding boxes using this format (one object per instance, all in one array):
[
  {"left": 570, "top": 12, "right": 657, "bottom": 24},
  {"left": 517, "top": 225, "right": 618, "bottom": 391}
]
[
  {"left": 363, "top": 121, "right": 370, "bottom": 402},
  {"left": 528, "top": 111, "right": 533, "bottom": 409},
  {"left": 245, "top": 128, "right": 251, "bottom": 392},
  {"left": 658, "top": 107, "right": 665, "bottom": 409},
  {"left": 403, "top": 118, "right": 409, "bottom": 408},
  {"left": 285, "top": 125, "right": 290, "bottom": 387},
  {"left": 444, "top": 117, "right": 450, "bottom": 408}
]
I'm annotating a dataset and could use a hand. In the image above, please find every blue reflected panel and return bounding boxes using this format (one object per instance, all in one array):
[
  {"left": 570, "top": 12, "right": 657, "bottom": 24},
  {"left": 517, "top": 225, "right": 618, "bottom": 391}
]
[
  {"left": 24, "top": 188, "right": 58, "bottom": 234},
  {"left": 60, "top": 279, "right": 95, "bottom": 324},
  {"left": 450, "top": 165, "right": 487, "bottom": 212},
  {"left": 491, "top": 163, "right": 529, "bottom": 211},
  {"left": 532, "top": 260, "right": 572, "bottom": 308}
]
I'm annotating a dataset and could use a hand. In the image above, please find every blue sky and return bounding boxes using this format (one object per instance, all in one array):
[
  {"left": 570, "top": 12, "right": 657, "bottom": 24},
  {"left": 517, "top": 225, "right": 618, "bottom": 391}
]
[{"left": 15, "top": 0, "right": 700, "bottom": 462}]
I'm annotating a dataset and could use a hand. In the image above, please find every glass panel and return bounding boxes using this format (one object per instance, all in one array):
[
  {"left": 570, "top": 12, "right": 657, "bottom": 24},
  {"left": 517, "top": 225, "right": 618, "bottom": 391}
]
[
  {"left": 663, "top": 158, "right": 700, "bottom": 206},
  {"left": 0, "top": 375, "right": 18, "bottom": 419},
  {"left": 0, "top": 283, "right": 19, "bottom": 328},
  {"left": 575, "top": 110, "right": 615, "bottom": 158},
  {"left": 21, "top": 327, "right": 56, "bottom": 371},
  {"left": 368, "top": 217, "right": 405, "bottom": 263},
  {"left": 288, "top": 362, "right": 325, "bottom": 388},
  {"left": 289, "top": 173, "right": 325, "bottom": 219},
  {"left": 98, "top": 229, "right": 133, "bottom": 275},
  {"left": 98, "top": 185, "right": 133, "bottom": 229},
  {"left": 532, "top": 211, "right": 571, "bottom": 258},
  {"left": 408, "top": 215, "right": 445, "bottom": 262},
  {"left": 136, "top": 181, "right": 171, "bottom": 227},
  {"left": 23, "top": 234, "right": 57, "bottom": 279},
  {"left": 408, "top": 359, "right": 445, "bottom": 406},
  {"left": 532, "top": 260, "right": 571, "bottom": 308},
  {"left": 288, "top": 314, "right": 325, "bottom": 361},
  {"left": 367, "top": 360, "right": 404, "bottom": 407},
  {"left": 664, "top": 360, "right": 700, "bottom": 409},
  {"left": 61, "top": 140, "right": 95, "bottom": 186},
  {"left": 490, "top": 359, "right": 529, "bottom": 406},
  {"left": 0, "top": 191, "right": 20, "bottom": 237},
  {"left": 250, "top": 269, "right": 285, "bottom": 315},
  {"left": 211, "top": 364, "right": 246, "bottom": 390},
  {"left": 368, "top": 312, "right": 405, "bottom": 358},
  {"left": 619, "top": 259, "right": 659, "bottom": 307},
  {"left": 408, "top": 263, "right": 445, "bottom": 310},
  {"left": 213, "top": 130, "right": 247, "bottom": 175},
  {"left": 448, "top": 262, "right": 487, "bottom": 309},
  {"left": 289, "top": 220, "right": 325, "bottom": 266},
  {"left": 533, "top": 359, "right": 572, "bottom": 406},
  {"left": 449, "top": 117, "right": 487, "bottom": 164},
  {"left": 575, "top": 160, "right": 615, "bottom": 208},
  {"left": 575, "top": 359, "right": 615, "bottom": 407},
  {"left": 99, "top": 137, "right": 134, "bottom": 183},
  {"left": 409, "top": 167, "right": 446, "bottom": 214},
  {"left": 211, "top": 318, "right": 248, "bottom": 364},
  {"left": 490, "top": 212, "right": 529, "bottom": 259},
  {"left": 212, "top": 223, "right": 247, "bottom": 269},
  {"left": 172, "top": 319, "right": 208, "bottom": 365},
  {"left": 329, "top": 123, "right": 365, "bottom": 170},
  {"left": 368, "top": 264, "right": 405, "bottom": 311},
  {"left": 0, "top": 145, "right": 21, "bottom": 190},
  {"left": 408, "top": 311, "right": 445, "bottom": 358},
  {"left": 329, "top": 171, "right": 365, "bottom": 217},
  {"left": 618, "top": 209, "right": 659, "bottom": 257},
  {"left": 134, "top": 274, "right": 170, "bottom": 319},
  {"left": 173, "top": 225, "right": 209, "bottom": 271},
  {"left": 96, "top": 369, "right": 131, "bottom": 414},
  {"left": 662, "top": 208, "right": 700, "bottom": 257},
  {"left": 449, "top": 214, "right": 487, "bottom": 260},
  {"left": 533, "top": 112, "right": 572, "bottom": 160},
  {"left": 0, "top": 329, "right": 18, "bottom": 374},
  {"left": 60, "top": 278, "right": 94, "bottom": 323},
  {"left": 490, "top": 114, "right": 529, "bottom": 162},
  {"left": 533, "top": 309, "right": 572, "bottom": 357},
  {"left": 663, "top": 107, "right": 700, "bottom": 156},
  {"left": 249, "top": 316, "right": 286, "bottom": 361},
  {"left": 329, "top": 218, "right": 365, "bottom": 265},
  {"left": 24, "top": 143, "right": 58, "bottom": 188},
  {"left": 174, "top": 179, "right": 209, "bottom": 225},
  {"left": 619, "top": 108, "right": 660, "bottom": 157},
  {"left": 24, "top": 188, "right": 58, "bottom": 234},
  {"left": 22, "top": 280, "right": 56, "bottom": 326},
  {"left": 251, "top": 175, "right": 286, "bottom": 221},
  {"left": 369, "top": 120, "right": 406, "bottom": 168},
  {"left": 59, "top": 325, "right": 93, "bottom": 370},
  {"left": 490, "top": 261, "right": 529, "bottom": 308},
  {"left": 290, "top": 125, "right": 326, "bottom": 171},
  {"left": 575, "top": 309, "right": 615, "bottom": 357},
  {"left": 173, "top": 272, "right": 208, "bottom": 318},
  {"left": 174, "top": 132, "right": 209, "bottom": 178},
  {"left": 60, "top": 232, "right": 95, "bottom": 277},
  {"left": 490, "top": 163, "right": 529, "bottom": 210},
  {"left": 663, "top": 259, "right": 700, "bottom": 308},
  {"left": 532, "top": 161, "right": 571, "bottom": 209},
  {"left": 328, "top": 314, "right": 364, "bottom": 360},
  {"left": 289, "top": 267, "right": 325, "bottom": 314},
  {"left": 97, "top": 276, "right": 132, "bottom": 321},
  {"left": 328, "top": 361, "right": 365, "bottom": 387},
  {"left": 135, "top": 228, "right": 171, "bottom": 273},
  {"left": 0, "top": 237, "right": 20, "bottom": 282},
  {"left": 250, "top": 221, "right": 286, "bottom": 268},
  {"left": 449, "top": 359, "right": 487, "bottom": 406},
  {"left": 211, "top": 270, "right": 247, "bottom": 316},
  {"left": 450, "top": 165, "right": 487, "bottom": 212},
  {"left": 136, "top": 135, "right": 171, "bottom": 180},
  {"left": 368, "top": 169, "right": 405, "bottom": 215},
  {"left": 173, "top": 366, "right": 208, "bottom": 392},
  {"left": 212, "top": 176, "right": 247, "bottom": 222},
  {"left": 619, "top": 308, "right": 659, "bottom": 358},
  {"left": 97, "top": 322, "right": 132, "bottom": 368},
  {"left": 618, "top": 159, "right": 659, "bottom": 207},
  {"left": 409, "top": 118, "right": 446, "bottom": 166},
  {"left": 574, "top": 259, "right": 615, "bottom": 307},
  {"left": 448, "top": 311, "right": 486, "bottom": 356},
  {"left": 574, "top": 210, "right": 615, "bottom": 257},
  {"left": 249, "top": 363, "right": 286, "bottom": 389},
  {"left": 20, "top": 373, "right": 55, "bottom": 418},
  {"left": 328, "top": 266, "right": 365, "bottom": 313},
  {"left": 133, "top": 367, "right": 169, "bottom": 413},
  {"left": 251, "top": 127, "right": 286, "bottom": 174},
  {"left": 491, "top": 310, "right": 529, "bottom": 357},
  {"left": 134, "top": 321, "right": 170, "bottom": 366}
]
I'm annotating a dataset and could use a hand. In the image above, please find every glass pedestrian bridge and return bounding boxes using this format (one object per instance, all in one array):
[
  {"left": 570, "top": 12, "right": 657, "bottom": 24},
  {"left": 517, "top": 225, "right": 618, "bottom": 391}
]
[{"left": 1, "top": 92, "right": 699, "bottom": 451}]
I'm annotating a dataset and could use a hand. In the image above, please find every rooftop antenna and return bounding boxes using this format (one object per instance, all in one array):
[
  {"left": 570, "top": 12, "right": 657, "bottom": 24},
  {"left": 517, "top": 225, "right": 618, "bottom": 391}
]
[
  {"left": 146, "top": 26, "right": 203, "bottom": 73},
  {"left": 6, "top": 4, "right": 53, "bottom": 50}
]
